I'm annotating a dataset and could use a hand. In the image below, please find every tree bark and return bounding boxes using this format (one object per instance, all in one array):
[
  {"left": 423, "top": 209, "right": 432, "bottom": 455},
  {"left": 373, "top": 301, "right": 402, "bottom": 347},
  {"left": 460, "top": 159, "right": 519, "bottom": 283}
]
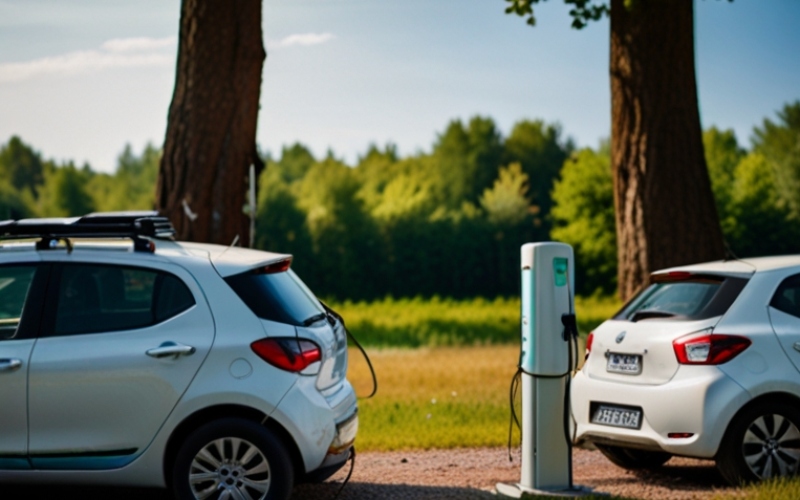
[
  {"left": 157, "top": 0, "right": 265, "bottom": 245},
  {"left": 610, "top": 0, "right": 724, "bottom": 300}
]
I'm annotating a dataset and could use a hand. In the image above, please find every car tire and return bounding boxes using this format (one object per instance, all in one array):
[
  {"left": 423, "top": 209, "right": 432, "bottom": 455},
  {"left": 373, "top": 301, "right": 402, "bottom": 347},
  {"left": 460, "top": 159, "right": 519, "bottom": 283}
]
[
  {"left": 596, "top": 444, "right": 672, "bottom": 470},
  {"left": 716, "top": 402, "right": 800, "bottom": 485},
  {"left": 172, "top": 418, "right": 294, "bottom": 500}
]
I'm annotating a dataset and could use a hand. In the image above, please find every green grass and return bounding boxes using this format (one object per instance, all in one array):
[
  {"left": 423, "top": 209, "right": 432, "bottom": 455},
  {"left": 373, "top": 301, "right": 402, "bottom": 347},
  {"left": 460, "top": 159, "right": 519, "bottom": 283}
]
[
  {"left": 340, "top": 295, "right": 622, "bottom": 450},
  {"left": 330, "top": 295, "right": 621, "bottom": 348},
  {"left": 348, "top": 345, "right": 520, "bottom": 451},
  {"left": 714, "top": 477, "right": 800, "bottom": 499}
]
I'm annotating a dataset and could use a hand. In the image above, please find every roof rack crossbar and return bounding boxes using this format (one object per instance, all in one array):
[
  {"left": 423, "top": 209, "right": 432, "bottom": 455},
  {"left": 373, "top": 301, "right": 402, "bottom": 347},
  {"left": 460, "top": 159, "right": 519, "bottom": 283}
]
[{"left": 0, "top": 212, "right": 176, "bottom": 251}]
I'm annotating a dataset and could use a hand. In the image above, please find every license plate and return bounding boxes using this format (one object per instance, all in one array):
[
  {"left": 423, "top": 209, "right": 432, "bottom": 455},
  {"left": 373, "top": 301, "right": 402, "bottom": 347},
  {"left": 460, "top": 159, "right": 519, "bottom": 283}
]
[
  {"left": 606, "top": 352, "right": 642, "bottom": 375},
  {"left": 591, "top": 404, "right": 642, "bottom": 429}
]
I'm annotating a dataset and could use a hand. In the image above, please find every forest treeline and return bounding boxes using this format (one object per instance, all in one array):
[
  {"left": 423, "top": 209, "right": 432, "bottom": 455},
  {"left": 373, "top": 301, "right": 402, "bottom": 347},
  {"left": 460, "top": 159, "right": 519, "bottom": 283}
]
[{"left": 2, "top": 102, "right": 799, "bottom": 299}]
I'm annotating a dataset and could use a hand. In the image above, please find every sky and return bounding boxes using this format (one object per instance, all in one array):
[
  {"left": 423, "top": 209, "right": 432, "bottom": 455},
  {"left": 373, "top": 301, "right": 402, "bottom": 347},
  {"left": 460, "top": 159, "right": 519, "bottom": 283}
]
[{"left": 0, "top": 0, "right": 799, "bottom": 173}]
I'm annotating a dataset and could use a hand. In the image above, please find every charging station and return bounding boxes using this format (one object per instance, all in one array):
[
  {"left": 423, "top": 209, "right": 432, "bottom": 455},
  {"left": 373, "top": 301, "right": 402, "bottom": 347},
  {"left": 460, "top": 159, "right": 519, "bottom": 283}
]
[{"left": 497, "top": 242, "right": 583, "bottom": 498}]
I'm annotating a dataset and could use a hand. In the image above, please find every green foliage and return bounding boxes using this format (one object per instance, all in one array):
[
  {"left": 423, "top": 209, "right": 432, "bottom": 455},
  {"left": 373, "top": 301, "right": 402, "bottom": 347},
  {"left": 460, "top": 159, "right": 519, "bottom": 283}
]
[
  {"left": 551, "top": 145, "right": 616, "bottom": 295},
  {"left": 725, "top": 153, "right": 800, "bottom": 257},
  {"left": 704, "top": 127, "right": 745, "bottom": 223},
  {"left": 329, "top": 295, "right": 619, "bottom": 348},
  {"left": 0, "top": 136, "right": 45, "bottom": 197},
  {"left": 752, "top": 101, "right": 800, "bottom": 220},
  {"left": 504, "top": 0, "right": 609, "bottom": 29},
  {"left": 503, "top": 120, "right": 571, "bottom": 230},
  {"left": 273, "top": 142, "right": 316, "bottom": 184},
  {"left": 0, "top": 180, "right": 34, "bottom": 220},
  {"left": 89, "top": 143, "right": 159, "bottom": 212},
  {"left": 254, "top": 115, "right": 564, "bottom": 301},
  {"left": 430, "top": 116, "right": 504, "bottom": 208},
  {"left": 36, "top": 163, "right": 95, "bottom": 217},
  {"left": 480, "top": 163, "right": 532, "bottom": 225}
]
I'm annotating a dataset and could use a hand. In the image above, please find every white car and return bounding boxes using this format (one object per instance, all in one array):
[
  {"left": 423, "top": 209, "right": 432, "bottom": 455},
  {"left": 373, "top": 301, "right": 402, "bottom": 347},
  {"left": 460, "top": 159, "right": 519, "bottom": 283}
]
[
  {"left": 571, "top": 256, "right": 800, "bottom": 484},
  {"left": 0, "top": 212, "right": 357, "bottom": 500}
]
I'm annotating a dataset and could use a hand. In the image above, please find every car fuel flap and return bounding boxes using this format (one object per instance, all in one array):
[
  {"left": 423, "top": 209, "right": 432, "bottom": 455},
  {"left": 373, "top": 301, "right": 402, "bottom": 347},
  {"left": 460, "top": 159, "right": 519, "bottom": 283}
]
[{"left": 585, "top": 317, "right": 720, "bottom": 385}]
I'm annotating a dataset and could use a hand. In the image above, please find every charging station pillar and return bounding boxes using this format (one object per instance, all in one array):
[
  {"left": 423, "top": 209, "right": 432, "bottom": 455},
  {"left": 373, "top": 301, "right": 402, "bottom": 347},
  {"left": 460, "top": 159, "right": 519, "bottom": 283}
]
[{"left": 498, "top": 242, "right": 575, "bottom": 497}]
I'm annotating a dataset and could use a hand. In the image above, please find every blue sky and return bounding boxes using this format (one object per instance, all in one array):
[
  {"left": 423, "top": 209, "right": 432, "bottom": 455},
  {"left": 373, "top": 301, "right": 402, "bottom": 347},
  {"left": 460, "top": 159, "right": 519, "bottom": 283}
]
[{"left": 0, "top": 0, "right": 798, "bottom": 173}]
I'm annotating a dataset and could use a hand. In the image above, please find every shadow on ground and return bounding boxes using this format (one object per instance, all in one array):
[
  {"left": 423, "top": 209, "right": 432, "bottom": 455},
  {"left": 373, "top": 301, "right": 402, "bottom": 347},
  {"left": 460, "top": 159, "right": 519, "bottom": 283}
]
[{"left": 6, "top": 482, "right": 496, "bottom": 500}]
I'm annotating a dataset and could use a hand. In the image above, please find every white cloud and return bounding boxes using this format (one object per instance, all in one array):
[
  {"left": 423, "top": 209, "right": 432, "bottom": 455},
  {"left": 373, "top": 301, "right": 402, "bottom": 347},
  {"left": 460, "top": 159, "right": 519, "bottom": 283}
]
[
  {"left": 271, "top": 32, "right": 336, "bottom": 49},
  {"left": 101, "top": 36, "right": 177, "bottom": 53},
  {"left": 0, "top": 36, "right": 176, "bottom": 83}
]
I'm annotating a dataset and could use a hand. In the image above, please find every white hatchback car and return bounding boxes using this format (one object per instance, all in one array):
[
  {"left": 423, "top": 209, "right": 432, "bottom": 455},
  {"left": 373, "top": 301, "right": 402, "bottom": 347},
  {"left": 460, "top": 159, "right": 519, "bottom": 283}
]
[
  {"left": 0, "top": 212, "right": 357, "bottom": 500},
  {"left": 572, "top": 256, "right": 800, "bottom": 484}
]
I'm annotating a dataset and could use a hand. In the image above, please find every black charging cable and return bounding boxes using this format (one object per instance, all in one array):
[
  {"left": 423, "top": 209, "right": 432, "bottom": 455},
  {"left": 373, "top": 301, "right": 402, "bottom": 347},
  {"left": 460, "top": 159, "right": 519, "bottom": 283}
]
[
  {"left": 330, "top": 448, "right": 356, "bottom": 500},
  {"left": 318, "top": 302, "right": 377, "bottom": 500},
  {"left": 321, "top": 301, "right": 378, "bottom": 399}
]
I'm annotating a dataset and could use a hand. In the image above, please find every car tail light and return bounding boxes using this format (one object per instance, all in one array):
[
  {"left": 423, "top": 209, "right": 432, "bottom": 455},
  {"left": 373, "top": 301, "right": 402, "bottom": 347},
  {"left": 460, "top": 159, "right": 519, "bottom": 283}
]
[
  {"left": 585, "top": 331, "right": 594, "bottom": 361},
  {"left": 251, "top": 338, "right": 321, "bottom": 372},
  {"left": 255, "top": 258, "right": 292, "bottom": 275},
  {"left": 668, "top": 433, "right": 695, "bottom": 439},
  {"left": 672, "top": 333, "right": 751, "bottom": 365}
]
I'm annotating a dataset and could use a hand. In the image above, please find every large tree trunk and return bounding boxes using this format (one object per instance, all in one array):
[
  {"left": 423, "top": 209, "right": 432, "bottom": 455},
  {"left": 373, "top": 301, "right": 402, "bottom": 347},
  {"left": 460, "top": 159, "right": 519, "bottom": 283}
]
[
  {"left": 610, "top": 0, "right": 724, "bottom": 300},
  {"left": 157, "top": 0, "right": 265, "bottom": 245}
]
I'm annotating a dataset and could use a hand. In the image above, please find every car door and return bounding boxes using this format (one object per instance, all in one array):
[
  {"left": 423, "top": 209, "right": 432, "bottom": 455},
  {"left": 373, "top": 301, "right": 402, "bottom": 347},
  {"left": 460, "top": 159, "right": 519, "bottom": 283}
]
[
  {"left": 27, "top": 259, "right": 215, "bottom": 469},
  {"left": 768, "top": 273, "right": 800, "bottom": 373},
  {"left": 0, "top": 258, "right": 45, "bottom": 470}
]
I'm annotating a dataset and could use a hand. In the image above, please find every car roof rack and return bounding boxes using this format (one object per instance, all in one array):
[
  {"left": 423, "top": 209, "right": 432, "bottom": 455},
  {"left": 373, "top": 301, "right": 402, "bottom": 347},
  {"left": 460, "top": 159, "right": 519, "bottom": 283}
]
[{"left": 0, "top": 211, "right": 176, "bottom": 252}]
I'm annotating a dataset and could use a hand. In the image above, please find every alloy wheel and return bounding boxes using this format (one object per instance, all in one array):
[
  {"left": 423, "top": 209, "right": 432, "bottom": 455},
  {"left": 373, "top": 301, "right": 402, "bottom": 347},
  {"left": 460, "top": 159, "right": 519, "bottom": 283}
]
[
  {"left": 189, "top": 437, "right": 272, "bottom": 500},
  {"left": 742, "top": 414, "right": 800, "bottom": 479}
]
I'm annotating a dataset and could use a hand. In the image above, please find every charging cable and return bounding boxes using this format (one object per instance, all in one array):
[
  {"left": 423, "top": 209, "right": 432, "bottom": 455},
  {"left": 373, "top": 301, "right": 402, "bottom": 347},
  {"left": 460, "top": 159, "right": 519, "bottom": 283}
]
[{"left": 319, "top": 302, "right": 377, "bottom": 500}]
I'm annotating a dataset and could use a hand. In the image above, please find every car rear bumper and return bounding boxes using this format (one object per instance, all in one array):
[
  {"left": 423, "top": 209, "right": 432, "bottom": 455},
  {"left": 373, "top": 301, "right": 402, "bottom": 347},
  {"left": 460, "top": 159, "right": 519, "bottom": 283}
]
[
  {"left": 270, "top": 376, "right": 358, "bottom": 474},
  {"left": 571, "top": 364, "right": 750, "bottom": 458}
]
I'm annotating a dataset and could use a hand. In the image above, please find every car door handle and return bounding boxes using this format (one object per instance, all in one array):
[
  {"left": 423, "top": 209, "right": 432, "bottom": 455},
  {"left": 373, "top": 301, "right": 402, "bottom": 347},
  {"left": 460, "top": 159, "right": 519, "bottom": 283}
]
[
  {"left": 0, "top": 358, "right": 22, "bottom": 372},
  {"left": 794, "top": 342, "right": 800, "bottom": 353},
  {"left": 146, "top": 342, "right": 196, "bottom": 359}
]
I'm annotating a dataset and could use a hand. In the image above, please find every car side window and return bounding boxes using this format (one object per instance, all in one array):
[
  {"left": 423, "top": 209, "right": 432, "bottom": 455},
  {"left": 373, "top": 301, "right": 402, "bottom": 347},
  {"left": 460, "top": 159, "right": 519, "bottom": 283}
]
[
  {"left": 770, "top": 274, "right": 800, "bottom": 319},
  {"left": 54, "top": 264, "right": 196, "bottom": 336},
  {"left": 0, "top": 265, "right": 37, "bottom": 340}
]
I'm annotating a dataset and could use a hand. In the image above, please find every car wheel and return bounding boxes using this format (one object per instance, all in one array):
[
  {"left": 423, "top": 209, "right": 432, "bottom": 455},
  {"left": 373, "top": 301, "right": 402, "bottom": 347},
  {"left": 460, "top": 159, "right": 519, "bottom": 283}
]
[
  {"left": 717, "top": 402, "right": 800, "bottom": 485},
  {"left": 172, "top": 418, "right": 294, "bottom": 500},
  {"left": 596, "top": 444, "right": 672, "bottom": 470}
]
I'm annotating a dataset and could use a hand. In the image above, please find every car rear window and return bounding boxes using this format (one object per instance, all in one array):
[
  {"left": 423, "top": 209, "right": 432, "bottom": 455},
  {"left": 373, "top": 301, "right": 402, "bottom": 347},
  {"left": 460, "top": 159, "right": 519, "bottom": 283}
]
[
  {"left": 224, "top": 268, "right": 325, "bottom": 326},
  {"left": 615, "top": 274, "right": 748, "bottom": 322}
]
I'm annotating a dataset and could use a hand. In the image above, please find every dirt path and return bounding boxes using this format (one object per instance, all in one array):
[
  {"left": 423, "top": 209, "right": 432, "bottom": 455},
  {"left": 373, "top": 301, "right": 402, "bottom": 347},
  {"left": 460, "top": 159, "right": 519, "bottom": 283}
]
[
  {"left": 293, "top": 448, "right": 740, "bottom": 500},
  {"left": 7, "top": 447, "right": 740, "bottom": 499}
]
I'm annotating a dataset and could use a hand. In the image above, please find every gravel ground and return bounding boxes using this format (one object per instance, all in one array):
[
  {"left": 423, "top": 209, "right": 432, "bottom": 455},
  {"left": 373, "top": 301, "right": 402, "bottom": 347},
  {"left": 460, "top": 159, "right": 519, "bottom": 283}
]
[
  {"left": 293, "top": 447, "right": 740, "bottom": 500},
  {"left": 7, "top": 447, "right": 740, "bottom": 499}
]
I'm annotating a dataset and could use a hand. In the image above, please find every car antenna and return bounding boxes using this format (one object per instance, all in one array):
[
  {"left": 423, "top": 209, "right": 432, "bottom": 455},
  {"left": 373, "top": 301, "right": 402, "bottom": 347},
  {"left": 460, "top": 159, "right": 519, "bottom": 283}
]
[
  {"left": 723, "top": 239, "right": 740, "bottom": 262},
  {"left": 216, "top": 234, "right": 240, "bottom": 261}
]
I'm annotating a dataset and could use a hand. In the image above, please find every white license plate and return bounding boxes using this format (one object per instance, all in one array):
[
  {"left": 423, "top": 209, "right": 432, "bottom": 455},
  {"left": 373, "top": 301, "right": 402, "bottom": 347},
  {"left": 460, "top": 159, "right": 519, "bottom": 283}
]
[
  {"left": 591, "top": 405, "right": 642, "bottom": 429},
  {"left": 606, "top": 352, "right": 642, "bottom": 375}
]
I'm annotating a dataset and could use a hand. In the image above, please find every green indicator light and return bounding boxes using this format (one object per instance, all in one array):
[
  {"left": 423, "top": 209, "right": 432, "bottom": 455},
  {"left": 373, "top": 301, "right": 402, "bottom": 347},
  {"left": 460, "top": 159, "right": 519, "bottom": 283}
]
[{"left": 553, "top": 257, "right": 568, "bottom": 287}]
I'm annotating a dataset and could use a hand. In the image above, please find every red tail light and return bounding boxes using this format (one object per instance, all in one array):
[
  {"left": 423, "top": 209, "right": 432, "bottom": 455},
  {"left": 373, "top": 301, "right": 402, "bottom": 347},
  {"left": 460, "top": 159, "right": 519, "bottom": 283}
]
[
  {"left": 672, "top": 333, "right": 751, "bottom": 365},
  {"left": 251, "top": 338, "right": 321, "bottom": 372},
  {"left": 255, "top": 258, "right": 292, "bottom": 275},
  {"left": 585, "top": 331, "right": 594, "bottom": 361}
]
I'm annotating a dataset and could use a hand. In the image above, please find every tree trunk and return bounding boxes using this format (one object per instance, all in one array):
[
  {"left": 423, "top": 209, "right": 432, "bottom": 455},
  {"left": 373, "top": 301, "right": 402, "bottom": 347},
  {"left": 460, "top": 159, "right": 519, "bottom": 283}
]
[
  {"left": 610, "top": 0, "right": 724, "bottom": 300},
  {"left": 157, "top": 0, "right": 265, "bottom": 245}
]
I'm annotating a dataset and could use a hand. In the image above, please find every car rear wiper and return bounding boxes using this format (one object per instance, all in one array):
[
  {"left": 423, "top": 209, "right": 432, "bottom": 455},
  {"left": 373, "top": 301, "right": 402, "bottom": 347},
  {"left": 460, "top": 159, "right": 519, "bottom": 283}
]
[
  {"left": 302, "top": 313, "right": 327, "bottom": 326},
  {"left": 630, "top": 310, "right": 676, "bottom": 322}
]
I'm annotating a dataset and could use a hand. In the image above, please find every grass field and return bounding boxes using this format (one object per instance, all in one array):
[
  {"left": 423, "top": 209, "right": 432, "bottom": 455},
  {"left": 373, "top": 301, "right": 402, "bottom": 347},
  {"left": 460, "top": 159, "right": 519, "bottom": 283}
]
[
  {"left": 347, "top": 345, "right": 521, "bottom": 451},
  {"left": 330, "top": 295, "right": 621, "bottom": 347},
  {"left": 340, "top": 295, "right": 620, "bottom": 449}
]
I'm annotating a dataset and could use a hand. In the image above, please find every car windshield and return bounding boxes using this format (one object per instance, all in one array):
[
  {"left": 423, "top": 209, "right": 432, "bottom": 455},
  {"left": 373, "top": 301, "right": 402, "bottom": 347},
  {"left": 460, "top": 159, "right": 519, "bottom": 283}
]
[
  {"left": 614, "top": 273, "right": 749, "bottom": 322},
  {"left": 224, "top": 268, "right": 326, "bottom": 327}
]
